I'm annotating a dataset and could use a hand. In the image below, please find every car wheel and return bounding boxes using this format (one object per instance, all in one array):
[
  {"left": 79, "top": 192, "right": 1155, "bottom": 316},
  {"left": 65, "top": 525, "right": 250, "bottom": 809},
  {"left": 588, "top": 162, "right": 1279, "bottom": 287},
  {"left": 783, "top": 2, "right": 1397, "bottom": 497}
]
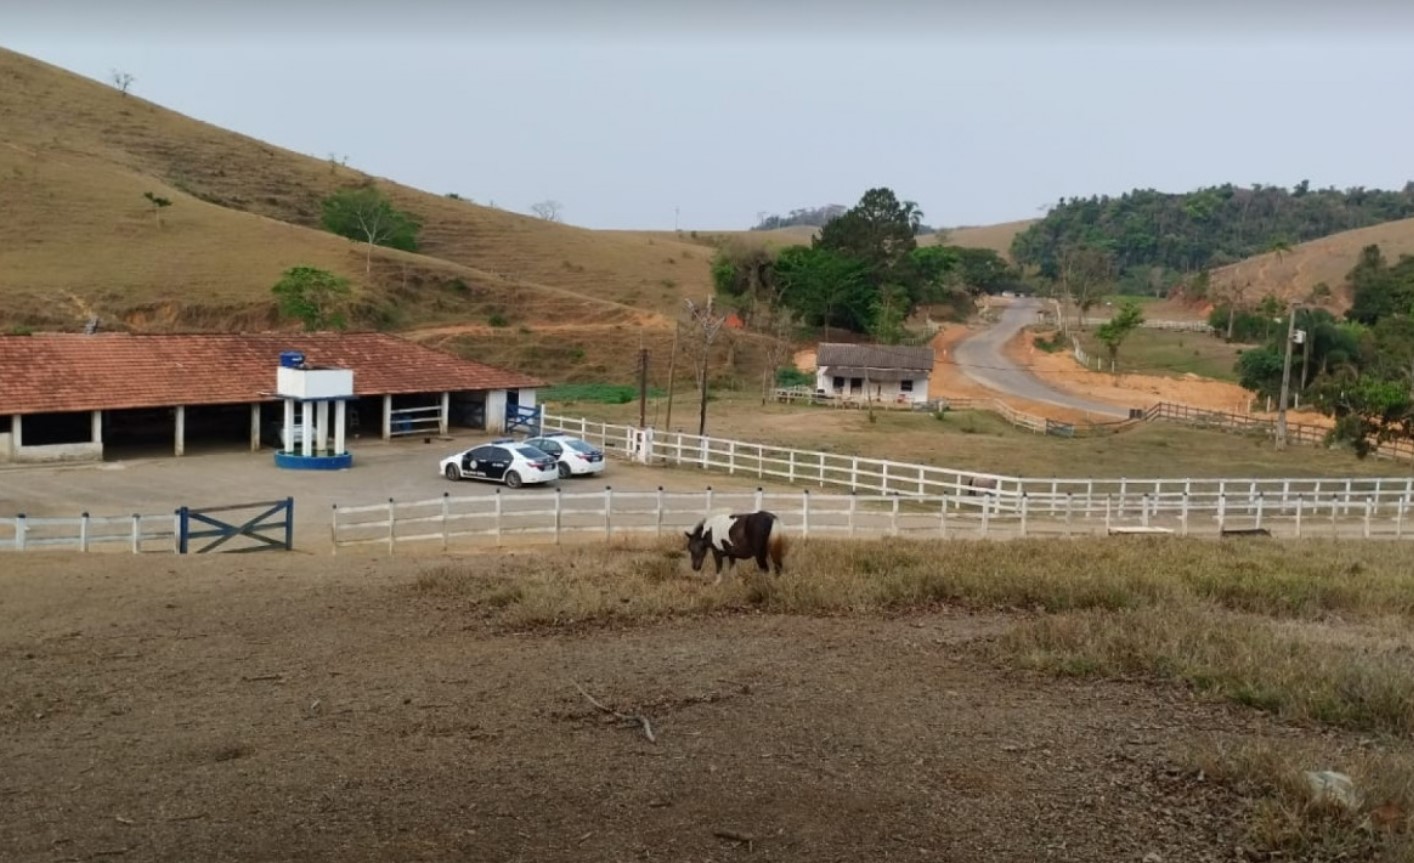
[
  {"left": 504, "top": 470, "right": 523, "bottom": 489},
  {"left": 444, "top": 464, "right": 460, "bottom": 481},
  {"left": 558, "top": 462, "right": 571, "bottom": 479}
]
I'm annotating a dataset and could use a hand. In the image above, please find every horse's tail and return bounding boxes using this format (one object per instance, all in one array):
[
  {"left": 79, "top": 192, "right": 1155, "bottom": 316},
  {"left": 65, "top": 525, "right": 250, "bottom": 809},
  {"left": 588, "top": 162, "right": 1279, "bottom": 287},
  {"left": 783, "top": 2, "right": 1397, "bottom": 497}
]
[{"left": 767, "top": 514, "right": 787, "bottom": 570}]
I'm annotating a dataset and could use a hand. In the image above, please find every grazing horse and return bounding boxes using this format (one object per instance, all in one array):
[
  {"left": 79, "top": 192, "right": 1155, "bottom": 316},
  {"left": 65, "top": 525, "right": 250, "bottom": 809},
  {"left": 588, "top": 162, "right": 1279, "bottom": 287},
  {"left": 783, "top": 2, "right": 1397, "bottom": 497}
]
[{"left": 684, "top": 510, "right": 786, "bottom": 584}]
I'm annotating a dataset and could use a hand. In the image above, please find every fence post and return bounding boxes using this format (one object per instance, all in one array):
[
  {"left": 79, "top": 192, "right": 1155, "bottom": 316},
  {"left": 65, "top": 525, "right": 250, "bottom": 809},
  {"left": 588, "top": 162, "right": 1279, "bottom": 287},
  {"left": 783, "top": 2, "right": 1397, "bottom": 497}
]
[
  {"left": 1179, "top": 494, "right": 1189, "bottom": 537},
  {"left": 175, "top": 508, "right": 186, "bottom": 554},
  {"left": 1295, "top": 495, "right": 1303, "bottom": 538},
  {"left": 890, "top": 495, "right": 900, "bottom": 537},
  {"left": 131, "top": 514, "right": 141, "bottom": 554},
  {"left": 757, "top": 444, "right": 764, "bottom": 480},
  {"left": 1397, "top": 496, "right": 1407, "bottom": 540},
  {"left": 1281, "top": 480, "right": 1291, "bottom": 513},
  {"left": 656, "top": 487, "right": 665, "bottom": 537},
  {"left": 1217, "top": 495, "right": 1226, "bottom": 533},
  {"left": 554, "top": 487, "right": 563, "bottom": 545},
  {"left": 604, "top": 486, "right": 613, "bottom": 542},
  {"left": 1019, "top": 493, "right": 1028, "bottom": 538},
  {"left": 330, "top": 504, "right": 339, "bottom": 555},
  {"left": 494, "top": 489, "right": 503, "bottom": 547},
  {"left": 850, "top": 457, "right": 859, "bottom": 491},
  {"left": 728, "top": 441, "right": 736, "bottom": 475},
  {"left": 802, "top": 490, "right": 811, "bottom": 538},
  {"left": 1364, "top": 497, "right": 1373, "bottom": 539},
  {"left": 754, "top": 487, "right": 764, "bottom": 511},
  {"left": 1141, "top": 494, "right": 1150, "bottom": 528},
  {"left": 882, "top": 462, "right": 890, "bottom": 495},
  {"left": 81, "top": 512, "right": 91, "bottom": 553},
  {"left": 705, "top": 486, "right": 714, "bottom": 516},
  {"left": 284, "top": 497, "right": 295, "bottom": 552},
  {"left": 1065, "top": 493, "right": 1074, "bottom": 536},
  {"left": 849, "top": 493, "right": 858, "bottom": 538},
  {"left": 1254, "top": 493, "right": 1264, "bottom": 531},
  {"left": 387, "top": 498, "right": 396, "bottom": 556},
  {"left": 441, "top": 493, "right": 450, "bottom": 551},
  {"left": 981, "top": 495, "right": 991, "bottom": 537},
  {"left": 1118, "top": 478, "right": 1127, "bottom": 516},
  {"left": 939, "top": 496, "right": 948, "bottom": 539},
  {"left": 15, "top": 514, "right": 25, "bottom": 551},
  {"left": 789, "top": 450, "right": 797, "bottom": 484}
]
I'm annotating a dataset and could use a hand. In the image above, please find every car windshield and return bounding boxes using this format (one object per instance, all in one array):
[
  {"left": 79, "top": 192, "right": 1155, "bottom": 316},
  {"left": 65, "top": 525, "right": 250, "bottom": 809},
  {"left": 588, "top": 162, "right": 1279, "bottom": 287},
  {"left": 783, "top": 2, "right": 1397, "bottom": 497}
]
[
  {"left": 515, "top": 446, "right": 550, "bottom": 460},
  {"left": 565, "top": 440, "right": 598, "bottom": 454}
]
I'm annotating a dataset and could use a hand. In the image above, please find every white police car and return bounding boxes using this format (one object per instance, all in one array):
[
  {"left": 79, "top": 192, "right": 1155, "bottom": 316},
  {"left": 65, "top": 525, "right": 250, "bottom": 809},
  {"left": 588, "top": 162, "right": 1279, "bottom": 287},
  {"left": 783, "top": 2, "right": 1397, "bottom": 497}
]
[
  {"left": 522, "top": 433, "right": 607, "bottom": 479},
  {"left": 439, "top": 438, "right": 559, "bottom": 488}
]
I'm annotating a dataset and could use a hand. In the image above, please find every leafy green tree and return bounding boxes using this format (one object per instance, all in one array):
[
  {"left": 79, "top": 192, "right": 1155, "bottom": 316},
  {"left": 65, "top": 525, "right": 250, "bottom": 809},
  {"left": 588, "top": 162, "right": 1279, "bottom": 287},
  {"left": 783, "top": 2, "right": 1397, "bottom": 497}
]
[
  {"left": 814, "top": 186, "right": 923, "bottom": 304},
  {"left": 710, "top": 241, "right": 778, "bottom": 324},
  {"left": 869, "top": 285, "right": 910, "bottom": 345},
  {"left": 774, "top": 245, "right": 872, "bottom": 336},
  {"left": 952, "top": 247, "right": 1016, "bottom": 295},
  {"left": 272, "top": 266, "right": 353, "bottom": 331},
  {"left": 1059, "top": 244, "right": 1114, "bottom": 329},
  {"left": 320, "top": 186, "right": 422, "bottom": 275},
  {"left": 1345, "top": 244, "right": 1414, "bottom": 325},
  {"left": 143, "top": 191, "right": 172, "bottom": 227},
  {"left": 1094, "top": 299, "right": 1145, "bottom": 378},
  {"left": 1311, "top": 375, "right": 1413, "bottom": 458}
]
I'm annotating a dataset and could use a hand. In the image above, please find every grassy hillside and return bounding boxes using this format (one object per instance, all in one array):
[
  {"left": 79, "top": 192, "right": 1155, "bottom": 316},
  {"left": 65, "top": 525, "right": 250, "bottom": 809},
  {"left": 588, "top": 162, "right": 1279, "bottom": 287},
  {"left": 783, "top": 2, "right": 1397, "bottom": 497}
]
[
  {"left": 1208, "top": 216, "right": 1414, "bottom": 311},
  {"left": 0, "top": 48, "right": 714, "bottom": 338},
  {"left": 618, "top": 218, "right": 1037, "bottom": 259}
]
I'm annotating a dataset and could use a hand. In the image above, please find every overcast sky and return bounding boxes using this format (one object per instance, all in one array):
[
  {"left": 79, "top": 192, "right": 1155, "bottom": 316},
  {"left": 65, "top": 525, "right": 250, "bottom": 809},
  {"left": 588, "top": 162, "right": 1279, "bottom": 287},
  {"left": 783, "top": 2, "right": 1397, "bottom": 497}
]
[{"left": 6, "top": 1, "right": 1414, "bottom": 231}]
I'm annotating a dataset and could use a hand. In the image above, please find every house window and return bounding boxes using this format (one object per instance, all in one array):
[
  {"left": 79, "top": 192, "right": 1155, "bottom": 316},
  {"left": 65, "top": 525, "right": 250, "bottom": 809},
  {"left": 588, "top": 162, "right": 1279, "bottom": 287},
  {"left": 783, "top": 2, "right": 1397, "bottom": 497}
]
[
  {"left": 832, "top": 376, "right": 845, "bottom": 390},
  {"left": 849, "top": 378, "right": 863, "bottom": 393},
  {"left": 900, "top": 379, "right": 914, "bottom": 392}
]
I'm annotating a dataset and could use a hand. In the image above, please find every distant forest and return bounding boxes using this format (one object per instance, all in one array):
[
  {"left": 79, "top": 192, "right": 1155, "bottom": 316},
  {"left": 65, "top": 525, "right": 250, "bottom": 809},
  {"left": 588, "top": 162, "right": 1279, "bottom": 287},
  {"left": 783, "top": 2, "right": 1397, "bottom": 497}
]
[
  {"left": 1011, "top": 181, "right": 1414, "bottom": 289},
  {"left": 752, "top": 204, "right": 936, "bottom": 236}
]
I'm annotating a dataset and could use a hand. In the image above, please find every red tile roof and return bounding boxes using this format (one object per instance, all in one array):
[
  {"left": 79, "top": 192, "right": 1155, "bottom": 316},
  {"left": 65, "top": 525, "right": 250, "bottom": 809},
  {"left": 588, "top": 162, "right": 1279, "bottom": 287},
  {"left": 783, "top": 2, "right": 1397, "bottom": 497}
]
[{"left": 0, "top": 332, "right": 546, "bottom": 415}]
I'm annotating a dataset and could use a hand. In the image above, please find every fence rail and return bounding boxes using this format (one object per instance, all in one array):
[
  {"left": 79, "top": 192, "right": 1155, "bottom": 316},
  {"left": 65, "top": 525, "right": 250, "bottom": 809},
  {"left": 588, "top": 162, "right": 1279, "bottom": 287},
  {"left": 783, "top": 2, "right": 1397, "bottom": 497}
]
[
  {"left": 540, "top": 412, "right": 1414, "bottom": 512},
  {"left": 330, "top": 485, "right": 1414, "bottom": 552},
  {"left": 0, "top": 511, "right": 179, "bottom": 553}
]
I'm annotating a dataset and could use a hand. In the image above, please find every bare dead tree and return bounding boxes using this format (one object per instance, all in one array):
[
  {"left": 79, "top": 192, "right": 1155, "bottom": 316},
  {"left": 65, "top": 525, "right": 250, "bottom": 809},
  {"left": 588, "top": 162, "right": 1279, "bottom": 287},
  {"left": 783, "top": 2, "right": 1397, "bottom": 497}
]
[
  {"left": 110, "top": 69, "right": 135, "bottom": 96},
  {"left": 760, "top": 310, "right": 799, "bottom": 405},
  {"left": 682, "top": 296, "right": 728, "bottom": 436},
  {"left": 529, "top": 200, "right": 564, "bottom": 222}
]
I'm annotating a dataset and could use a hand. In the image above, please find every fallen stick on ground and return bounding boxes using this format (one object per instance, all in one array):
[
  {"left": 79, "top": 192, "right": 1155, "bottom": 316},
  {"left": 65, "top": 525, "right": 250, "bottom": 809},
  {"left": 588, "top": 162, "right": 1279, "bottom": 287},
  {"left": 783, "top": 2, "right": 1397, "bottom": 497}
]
[
  {"left": 713, "top": 829, "right": 755, "bottom": 849},
  {"left": 572, "top": 681, "right": 657, "bottom": 743}
]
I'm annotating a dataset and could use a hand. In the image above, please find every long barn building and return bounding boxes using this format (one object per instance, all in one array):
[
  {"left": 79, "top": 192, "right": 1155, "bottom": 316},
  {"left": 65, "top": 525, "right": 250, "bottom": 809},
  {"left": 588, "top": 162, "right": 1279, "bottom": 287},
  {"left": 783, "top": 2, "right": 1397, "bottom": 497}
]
[{"left": 0, "top": 332, "right": 544, "bottom": 464}]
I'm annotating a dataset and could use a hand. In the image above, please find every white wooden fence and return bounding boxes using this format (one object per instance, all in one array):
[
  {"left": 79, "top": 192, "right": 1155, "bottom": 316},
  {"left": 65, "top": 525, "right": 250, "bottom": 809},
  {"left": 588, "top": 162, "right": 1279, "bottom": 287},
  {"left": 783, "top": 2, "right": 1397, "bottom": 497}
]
[
  {"left": 539, "top": 412, "right": 1414, "bottom": 512},
  {"left": 0, "top": 511, "right": 179, "bottom": 553},
  {"left": 330, "top": 485, "right": 1414, "bottom": 552}
]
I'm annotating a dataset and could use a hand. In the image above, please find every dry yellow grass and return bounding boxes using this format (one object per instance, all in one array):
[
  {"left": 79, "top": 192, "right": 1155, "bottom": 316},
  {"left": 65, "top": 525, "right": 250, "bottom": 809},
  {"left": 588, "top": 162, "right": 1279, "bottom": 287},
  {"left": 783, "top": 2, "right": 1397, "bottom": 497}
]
[
  {"left": 0, "top": 48, "right": 706, "bottom": 339},
  {"left": 1210, "top": 216, "right": 1414, "bottom": 312}
]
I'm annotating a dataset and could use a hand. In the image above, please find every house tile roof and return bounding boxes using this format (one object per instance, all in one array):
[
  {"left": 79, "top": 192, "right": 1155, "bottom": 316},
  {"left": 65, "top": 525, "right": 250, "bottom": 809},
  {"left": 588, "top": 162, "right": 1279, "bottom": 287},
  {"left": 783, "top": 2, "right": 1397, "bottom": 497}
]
[
  {"left": 814, "top": 343, "right": 934, "bottom": 373},
  {"left": 0, "top": 332, "right": 546, "bottom": 415}
]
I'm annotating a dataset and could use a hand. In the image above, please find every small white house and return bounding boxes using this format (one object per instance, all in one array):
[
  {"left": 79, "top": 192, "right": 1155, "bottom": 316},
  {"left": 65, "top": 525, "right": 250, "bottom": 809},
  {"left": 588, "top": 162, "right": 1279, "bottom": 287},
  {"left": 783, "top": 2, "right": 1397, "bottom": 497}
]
[{"left": 814, "top": 343, "right": 935, "bottom": 405}]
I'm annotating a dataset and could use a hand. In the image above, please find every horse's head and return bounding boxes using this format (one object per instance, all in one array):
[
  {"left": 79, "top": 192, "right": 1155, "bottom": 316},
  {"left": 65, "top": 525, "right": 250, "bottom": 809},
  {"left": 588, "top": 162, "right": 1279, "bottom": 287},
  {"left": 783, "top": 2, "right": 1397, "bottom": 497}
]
[{"left": 684, "top": 523, "right": 710, "bottom": 571}]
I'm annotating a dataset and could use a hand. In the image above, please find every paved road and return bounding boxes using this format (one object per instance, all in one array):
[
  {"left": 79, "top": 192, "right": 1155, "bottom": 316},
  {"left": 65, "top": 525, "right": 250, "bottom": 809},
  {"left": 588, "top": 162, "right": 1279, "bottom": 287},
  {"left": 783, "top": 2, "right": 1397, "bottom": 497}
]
[{"left": 953, "top": 298, "right": 1132, "bottom": 419}]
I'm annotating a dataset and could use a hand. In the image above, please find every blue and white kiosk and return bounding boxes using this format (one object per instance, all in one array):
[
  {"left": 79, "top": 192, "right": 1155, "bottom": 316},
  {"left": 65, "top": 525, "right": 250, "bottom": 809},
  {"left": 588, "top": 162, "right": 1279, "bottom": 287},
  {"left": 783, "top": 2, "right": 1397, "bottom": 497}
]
[{"left": 272, "top": 351, "right": 355, "bottom": 470}]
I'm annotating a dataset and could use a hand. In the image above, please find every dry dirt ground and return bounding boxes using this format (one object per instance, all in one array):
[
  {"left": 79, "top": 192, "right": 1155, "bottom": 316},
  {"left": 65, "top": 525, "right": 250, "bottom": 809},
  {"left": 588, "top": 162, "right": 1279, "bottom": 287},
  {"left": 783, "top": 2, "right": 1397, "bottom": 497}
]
[{"left": 2, "top": 552, "right": 1340, "bottom": 863}]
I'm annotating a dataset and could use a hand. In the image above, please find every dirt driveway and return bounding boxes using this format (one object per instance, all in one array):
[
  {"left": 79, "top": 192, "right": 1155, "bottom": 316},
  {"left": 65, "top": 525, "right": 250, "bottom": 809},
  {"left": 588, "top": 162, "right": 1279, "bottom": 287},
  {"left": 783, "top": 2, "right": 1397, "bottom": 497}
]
[
  {"left": 0, "top": 435, "right": 797, "bottom": 545},
  {"left": 0, "top": 552, "right": 1275, "bottom": 863}
]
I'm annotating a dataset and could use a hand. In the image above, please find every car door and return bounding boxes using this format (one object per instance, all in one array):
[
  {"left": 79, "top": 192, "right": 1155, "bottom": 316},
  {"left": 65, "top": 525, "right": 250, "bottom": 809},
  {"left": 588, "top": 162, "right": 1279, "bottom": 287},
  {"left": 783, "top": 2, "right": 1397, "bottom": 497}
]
[
  {"left": 482, "top": 445, "right": 512, "bottom": 481},
  {"left": 531, "top": 438, "right": 563, "bottom": 461},
  {"left": 462, "top": 445, "right": 497, "bottom": 479}
]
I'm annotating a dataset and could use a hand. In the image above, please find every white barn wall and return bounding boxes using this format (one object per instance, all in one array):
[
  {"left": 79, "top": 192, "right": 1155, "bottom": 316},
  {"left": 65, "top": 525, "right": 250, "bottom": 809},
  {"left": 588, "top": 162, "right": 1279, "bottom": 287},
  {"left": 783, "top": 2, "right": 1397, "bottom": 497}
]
[{"left": 816, "top": 366, "right": 931, "bottom": 405}]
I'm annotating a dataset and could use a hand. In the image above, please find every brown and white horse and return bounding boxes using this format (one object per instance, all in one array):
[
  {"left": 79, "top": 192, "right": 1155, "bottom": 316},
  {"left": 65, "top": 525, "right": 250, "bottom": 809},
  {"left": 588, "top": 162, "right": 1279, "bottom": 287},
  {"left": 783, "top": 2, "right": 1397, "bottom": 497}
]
[{"left": 684, "top": 510, "right": 786, "bottom": 584}]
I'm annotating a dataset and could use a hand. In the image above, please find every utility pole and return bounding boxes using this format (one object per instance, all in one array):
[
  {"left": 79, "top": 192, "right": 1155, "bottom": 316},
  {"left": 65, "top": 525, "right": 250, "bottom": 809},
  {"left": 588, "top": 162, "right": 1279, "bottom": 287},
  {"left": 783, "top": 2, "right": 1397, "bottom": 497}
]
[
  {"left": 1275, "top": 303, "right": 1301, "bottom": 451},
  {"left": 637, "top": 346, "right": 649, "bottom": 429}
]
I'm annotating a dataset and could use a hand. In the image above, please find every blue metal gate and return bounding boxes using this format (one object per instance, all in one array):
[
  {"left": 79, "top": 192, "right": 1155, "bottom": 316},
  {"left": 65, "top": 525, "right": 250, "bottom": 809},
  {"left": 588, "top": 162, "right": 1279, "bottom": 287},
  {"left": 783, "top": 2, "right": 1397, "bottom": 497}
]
[
  {"left": 506, "top": 404, "right": 542, "bottom": 436},
  {"left": 177, "top": 498, "right": 294, "bottom": 553}
]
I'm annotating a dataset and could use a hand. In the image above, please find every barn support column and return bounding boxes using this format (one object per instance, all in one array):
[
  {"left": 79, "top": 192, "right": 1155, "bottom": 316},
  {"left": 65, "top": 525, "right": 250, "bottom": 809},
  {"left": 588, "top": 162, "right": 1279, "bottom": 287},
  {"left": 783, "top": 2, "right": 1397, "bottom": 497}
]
[
  {"left": 91, "top": 410, "right": 102, "bottom": 444},
  {"left": 334, "top": 400, "right": 347, "bottom": 455},
  {"left": 283, "top": 400, "right": 295, "bottom": 451},
  {"left": 250, "top": 403, "right": 262, "bottom": 451},
  {"left": 11, "top": 414, "right": 21, "bottom": 449},
  {"left": 439, "top": 392, "right": 450, "bottom": 436},
  {"left": 316, "top": 400, "right": 329, "bottom": 453},
  {"left": 301, "top": 400, "right": 313, "bottom": 457},
  {"left": 382, "top": 395, "right": 393, "bottom": 440},
  {"left": 174, "top": 406, "right": 186, "bottom": 457}
]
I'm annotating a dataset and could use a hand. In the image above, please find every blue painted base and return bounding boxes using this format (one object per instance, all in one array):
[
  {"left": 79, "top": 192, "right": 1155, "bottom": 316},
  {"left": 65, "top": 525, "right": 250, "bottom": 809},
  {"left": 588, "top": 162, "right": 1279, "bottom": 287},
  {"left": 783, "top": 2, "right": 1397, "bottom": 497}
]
[{"left": 274, "top": 451, "right": 354, "bottom": 471}]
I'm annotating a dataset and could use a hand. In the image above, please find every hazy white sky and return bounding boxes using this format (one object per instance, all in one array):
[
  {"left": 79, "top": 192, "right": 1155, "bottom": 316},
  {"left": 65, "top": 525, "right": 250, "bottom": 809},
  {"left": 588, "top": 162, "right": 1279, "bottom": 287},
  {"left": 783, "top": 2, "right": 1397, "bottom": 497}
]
[{"left": 6, "top": 1, "right": 1414, "bottom": 231}]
